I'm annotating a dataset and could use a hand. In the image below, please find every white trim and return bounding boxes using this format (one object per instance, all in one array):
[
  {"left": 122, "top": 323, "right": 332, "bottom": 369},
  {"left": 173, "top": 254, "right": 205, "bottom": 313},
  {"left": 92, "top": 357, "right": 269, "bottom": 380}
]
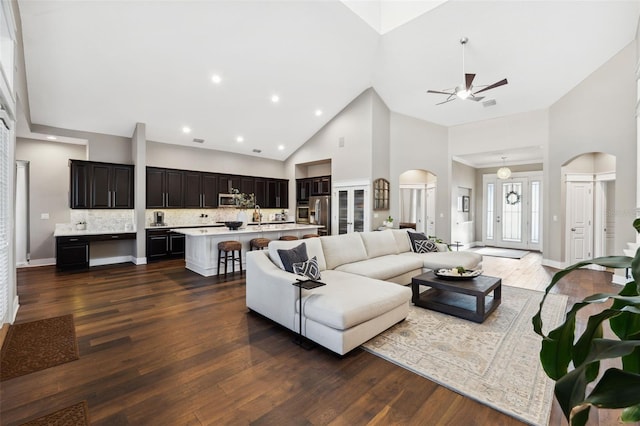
[
  {"left": 333, "top": 179, "right": 370, "bottom": 188},
  {"left": 612, "top": 273, "right": 630, "bottom": 285},
  {"left": 565, "top": 173, "right": 594, "bottom": 182},
  {"left": 10, "top": 295, "right": 18, "bottom": 323},
  {"left": 595, "top": 172, "right": 616, "bottom": 181},
  {"left": 18, "top": 258, "right": 55, "bottom": 267},
  {"left": 133, "top": 257, "right": 147, "bottom": 265},
  {"left": 541, "top": 258, "right": 567, "bottom": 269},
  {"left": 90, "top": 255, "right": 136, "bottom": 267}
]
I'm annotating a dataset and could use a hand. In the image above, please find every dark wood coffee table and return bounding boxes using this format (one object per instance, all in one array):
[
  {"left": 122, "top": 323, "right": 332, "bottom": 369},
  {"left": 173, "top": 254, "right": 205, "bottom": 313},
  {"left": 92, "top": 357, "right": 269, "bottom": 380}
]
[{"left": 411, "top": 271, "right": 501, "bottom": 323}]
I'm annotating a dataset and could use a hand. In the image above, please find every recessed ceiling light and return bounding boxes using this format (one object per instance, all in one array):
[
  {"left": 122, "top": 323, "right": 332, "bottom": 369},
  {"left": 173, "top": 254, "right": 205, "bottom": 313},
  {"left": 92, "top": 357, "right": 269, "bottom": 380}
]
[
  {"left": 211, "top": 74, "right": 222, "bottom": 84},
  {"left": 277, "top": 144, "right": 285, "bottom": 151},
  {"left": 182, "top": 126, "right": 191, "bottom": 134},
  {"left": 46, "top": 135, "right": 57, "bottom": 140},
  {"left": 236, "top": 136, "right": 244, "bottom": 143},
  {"left": 271, "top": 94, "right": 280, "bottom": 103},
  {"left": 315, "top": 109, "right": 323, "bottom": 116}
]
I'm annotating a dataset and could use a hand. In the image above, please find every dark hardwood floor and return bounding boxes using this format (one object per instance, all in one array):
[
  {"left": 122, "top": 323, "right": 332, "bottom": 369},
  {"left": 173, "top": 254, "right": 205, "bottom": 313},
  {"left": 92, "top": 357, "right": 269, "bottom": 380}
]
[{"left": 0, "top": 253, "right": 633, "bottom": 425}]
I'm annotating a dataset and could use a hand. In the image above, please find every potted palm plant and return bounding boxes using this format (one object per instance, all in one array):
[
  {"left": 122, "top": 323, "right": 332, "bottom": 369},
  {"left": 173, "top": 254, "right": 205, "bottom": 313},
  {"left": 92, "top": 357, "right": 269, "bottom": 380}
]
[{"left": 532, "top": 218, "right": 640, "bottom": 425}]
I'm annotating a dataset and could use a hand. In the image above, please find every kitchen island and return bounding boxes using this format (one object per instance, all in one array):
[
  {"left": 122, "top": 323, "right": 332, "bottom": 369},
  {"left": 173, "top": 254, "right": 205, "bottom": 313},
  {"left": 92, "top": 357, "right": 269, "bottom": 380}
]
[{"left": 173, "top": 224, "right": 323, "bottom": 277}]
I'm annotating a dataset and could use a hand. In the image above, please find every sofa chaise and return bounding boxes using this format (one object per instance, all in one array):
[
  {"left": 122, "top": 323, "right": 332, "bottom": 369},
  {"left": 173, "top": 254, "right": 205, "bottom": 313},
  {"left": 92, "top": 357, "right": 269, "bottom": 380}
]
[{"left": 245, "top": 229, "right": 482, "bottom": 355}]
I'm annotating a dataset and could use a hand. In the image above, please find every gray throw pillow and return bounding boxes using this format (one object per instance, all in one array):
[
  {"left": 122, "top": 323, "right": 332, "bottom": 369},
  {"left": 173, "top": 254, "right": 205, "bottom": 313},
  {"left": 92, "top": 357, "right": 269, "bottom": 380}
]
[
  {"left": 277, "top": 243, "right": 308, "bottom": 273},
  {"left": 293, "top": 256, "right": 321, "bottom": 280}
]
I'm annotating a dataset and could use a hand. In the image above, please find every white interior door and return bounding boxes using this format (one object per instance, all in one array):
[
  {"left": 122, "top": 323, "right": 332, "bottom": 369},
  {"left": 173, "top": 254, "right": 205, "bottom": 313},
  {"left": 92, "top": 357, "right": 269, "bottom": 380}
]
[
  {"left": 567, "top": 181, "right": 594, "bottom": 264},
  {"left": 426, "top": 186, "right": 436, "bottom": 237}
]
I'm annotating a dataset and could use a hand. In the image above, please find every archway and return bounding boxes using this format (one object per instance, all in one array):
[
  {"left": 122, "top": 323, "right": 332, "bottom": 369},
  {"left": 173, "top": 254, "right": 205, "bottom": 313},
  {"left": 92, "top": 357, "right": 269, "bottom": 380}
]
[
  {"left": 398, "top": 169, "right": 437, "bottom": 234},
  {"left": 562, "top": 152, "right": 616, "bottom": 265}
]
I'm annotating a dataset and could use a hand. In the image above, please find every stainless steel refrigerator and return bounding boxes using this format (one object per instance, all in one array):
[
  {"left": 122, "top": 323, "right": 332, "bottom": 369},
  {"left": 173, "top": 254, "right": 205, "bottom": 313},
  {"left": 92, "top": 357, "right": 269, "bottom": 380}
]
[{"left": 310, "top": 195, "right": 331, "bottom": 235}]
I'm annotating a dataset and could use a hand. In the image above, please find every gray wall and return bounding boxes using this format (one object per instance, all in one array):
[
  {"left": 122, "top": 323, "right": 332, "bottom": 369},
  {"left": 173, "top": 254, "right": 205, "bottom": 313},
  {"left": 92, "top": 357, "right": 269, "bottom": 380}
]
[
  {"left": 31, "top": 124, "right": 132, "bottom": 164},
  {"left": 371, "top": 89, "right": 391, "bottom": 229},
  {"left": 548, "top": 41, "right": 637, "bottom": 262},
  {"left": 451, "top": 161, "right": 476, "bottom": 244},
  {"left": 147, "top": 140, "right": 286, "bottom": 178},
  {"left": 389, "top": 112, "right": 449, "bottom": 239},
  {"left": 15, "top": 138, "right": 86, "bottom": 261}
]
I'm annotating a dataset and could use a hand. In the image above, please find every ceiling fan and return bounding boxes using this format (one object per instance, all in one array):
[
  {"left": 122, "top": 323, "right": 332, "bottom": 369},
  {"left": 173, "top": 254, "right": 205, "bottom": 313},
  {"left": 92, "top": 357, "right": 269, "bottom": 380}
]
[{"left": 427, "top": 37, "right": 508, "bottom": 105}]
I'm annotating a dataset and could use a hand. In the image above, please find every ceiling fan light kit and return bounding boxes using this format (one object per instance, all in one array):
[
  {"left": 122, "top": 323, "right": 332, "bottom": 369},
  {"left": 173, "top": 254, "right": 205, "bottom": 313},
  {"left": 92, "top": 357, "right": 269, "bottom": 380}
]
[{"left": 427, "top": 37, "right": 508, "bottom": 105}]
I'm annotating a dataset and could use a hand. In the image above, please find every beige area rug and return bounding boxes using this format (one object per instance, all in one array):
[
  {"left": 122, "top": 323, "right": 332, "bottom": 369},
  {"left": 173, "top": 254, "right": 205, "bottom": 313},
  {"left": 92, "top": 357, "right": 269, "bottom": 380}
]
[{"left": 362, "top": 286, "right": 567, "bottom": 426}]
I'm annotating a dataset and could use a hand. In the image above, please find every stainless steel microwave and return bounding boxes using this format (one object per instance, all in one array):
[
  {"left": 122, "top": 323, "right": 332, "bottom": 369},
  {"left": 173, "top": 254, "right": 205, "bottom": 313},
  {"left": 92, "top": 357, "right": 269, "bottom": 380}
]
[
  {"left": 296, "top": 204, "right": 310, "bottom": 223},
  {"left": 218, "top": 193, "right": 237, "bottom": 208}
]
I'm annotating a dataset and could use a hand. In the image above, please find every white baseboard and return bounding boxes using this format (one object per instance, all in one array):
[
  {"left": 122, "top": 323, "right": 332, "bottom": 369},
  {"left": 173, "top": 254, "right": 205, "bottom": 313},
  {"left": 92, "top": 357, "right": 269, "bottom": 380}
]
[
  {"left": 90, "top": 255, "right": 135, "bottom": 267},
  {"left": 18, "top": 258, "right": 56, "bottom": 268},
  {"left": 11, "top": 295, "right": 19, "bottom": 323},
  {"left": 132, "top": 257, "right": 147, "bottom": 265},
  {"left": 541, "top": 258, "right": 567, "bottom": 269},
  {"left": 612, "top": 273, "right": 631, "bottom": 285}
]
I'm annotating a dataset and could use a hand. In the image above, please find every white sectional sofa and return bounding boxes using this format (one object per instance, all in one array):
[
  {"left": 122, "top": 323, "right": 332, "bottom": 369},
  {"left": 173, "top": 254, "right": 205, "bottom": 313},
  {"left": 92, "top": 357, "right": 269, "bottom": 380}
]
[{"left": 245, "top": 229, "right": 482, "bottom": 355}]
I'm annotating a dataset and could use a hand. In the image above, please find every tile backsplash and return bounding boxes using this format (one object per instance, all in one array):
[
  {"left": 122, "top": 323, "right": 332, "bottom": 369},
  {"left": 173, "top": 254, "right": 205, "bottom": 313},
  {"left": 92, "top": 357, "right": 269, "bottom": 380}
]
[
  {"left": 145, "top": 208, "right": 291, "bottom": 227},
  {"left": 69, "top": 210, "right": 135, "bottom": 232}
]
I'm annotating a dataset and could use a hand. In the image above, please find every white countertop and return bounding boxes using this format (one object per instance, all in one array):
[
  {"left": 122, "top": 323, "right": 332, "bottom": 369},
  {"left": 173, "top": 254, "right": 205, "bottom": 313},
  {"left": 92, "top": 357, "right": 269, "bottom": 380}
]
[
  {"left": 54, "top": 228, "right": 137, "bottom": 237},
  {"left": 173, "top": 224, "right": 322, "bottom": 237},
  {"left": 145, "top": 221, "right": 295, "bottom": 230}
]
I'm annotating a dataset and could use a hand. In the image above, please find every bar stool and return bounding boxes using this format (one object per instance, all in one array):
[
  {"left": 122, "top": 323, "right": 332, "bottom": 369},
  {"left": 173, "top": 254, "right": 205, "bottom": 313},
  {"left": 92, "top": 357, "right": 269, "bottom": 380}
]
[
  {"left": 302, "top": 234, "right": 319, "bottom": 239},
  {"left": 279, "top": 235, "right": 298, "bottom": 241},
  {"left": 217, "top": 240, "right": 242, "bottom": 277},
  {"left": 249, "top": 237, "right": 270, "bottom": 251}
]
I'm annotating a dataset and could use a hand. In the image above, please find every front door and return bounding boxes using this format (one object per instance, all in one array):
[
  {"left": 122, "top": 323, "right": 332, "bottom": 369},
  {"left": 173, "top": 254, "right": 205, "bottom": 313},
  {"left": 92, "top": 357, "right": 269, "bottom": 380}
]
[{"left": 496, "top": 178, "right": 528, "bottom": 249}]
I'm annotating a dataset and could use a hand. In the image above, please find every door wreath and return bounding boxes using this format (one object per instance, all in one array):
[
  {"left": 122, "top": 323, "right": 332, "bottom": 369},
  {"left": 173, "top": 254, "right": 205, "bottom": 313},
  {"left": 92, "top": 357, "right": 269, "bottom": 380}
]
[{"left": 505, "top": 190, "right": 521, "bottom": 205}]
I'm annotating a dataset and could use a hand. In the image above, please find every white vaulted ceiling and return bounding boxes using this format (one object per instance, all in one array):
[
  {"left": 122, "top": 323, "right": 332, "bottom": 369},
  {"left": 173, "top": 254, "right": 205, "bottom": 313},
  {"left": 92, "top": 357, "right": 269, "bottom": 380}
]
[{"left": 17, "top": 1, "right": 640, "bottom": 161}]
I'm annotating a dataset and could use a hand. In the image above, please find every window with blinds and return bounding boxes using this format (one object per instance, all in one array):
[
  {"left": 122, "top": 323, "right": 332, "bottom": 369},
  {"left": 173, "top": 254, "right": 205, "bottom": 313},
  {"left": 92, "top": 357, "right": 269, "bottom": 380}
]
[{"left": 0, "top": 112, "right": 9, "bottom": 322}]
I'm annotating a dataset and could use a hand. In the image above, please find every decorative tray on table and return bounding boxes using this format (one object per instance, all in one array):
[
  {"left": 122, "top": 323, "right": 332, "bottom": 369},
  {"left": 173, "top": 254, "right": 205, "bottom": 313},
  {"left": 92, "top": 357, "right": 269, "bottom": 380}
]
[{"left": 434, "top": 268, "right": 482, "bottom": 280}]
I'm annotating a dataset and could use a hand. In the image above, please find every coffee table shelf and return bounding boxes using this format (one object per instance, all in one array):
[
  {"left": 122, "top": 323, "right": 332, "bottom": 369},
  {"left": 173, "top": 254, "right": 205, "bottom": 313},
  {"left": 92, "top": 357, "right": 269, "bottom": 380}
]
[{"left": 411, "top": 272, "right": 501, "bottom": 323}]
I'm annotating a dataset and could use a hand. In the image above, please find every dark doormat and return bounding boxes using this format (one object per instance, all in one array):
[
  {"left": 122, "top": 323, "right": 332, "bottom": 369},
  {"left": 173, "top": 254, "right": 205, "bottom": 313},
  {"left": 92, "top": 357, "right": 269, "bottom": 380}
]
[
  {"left": 20, "top": 401, "right": 90, "bottom": 426},
  {"left": 1, "top": 314, "right": 79, "bottom": 381}
]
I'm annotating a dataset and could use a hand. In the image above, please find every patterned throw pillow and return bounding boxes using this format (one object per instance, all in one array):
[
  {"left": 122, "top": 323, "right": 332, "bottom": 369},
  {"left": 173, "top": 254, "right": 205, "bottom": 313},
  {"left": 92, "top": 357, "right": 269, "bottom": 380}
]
[
  {"left": 408, "top": 232, "right": 438, "bottom": 253},
  {"left": 293, "top": 256, "right": 321, "bottom": 280}
]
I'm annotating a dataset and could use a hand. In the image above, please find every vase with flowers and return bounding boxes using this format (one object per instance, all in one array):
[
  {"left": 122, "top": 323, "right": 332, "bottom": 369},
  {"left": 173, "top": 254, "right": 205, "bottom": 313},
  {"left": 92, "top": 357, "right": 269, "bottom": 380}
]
[{"left": 231, "top": 188, "right": 255, "bottom": 228}]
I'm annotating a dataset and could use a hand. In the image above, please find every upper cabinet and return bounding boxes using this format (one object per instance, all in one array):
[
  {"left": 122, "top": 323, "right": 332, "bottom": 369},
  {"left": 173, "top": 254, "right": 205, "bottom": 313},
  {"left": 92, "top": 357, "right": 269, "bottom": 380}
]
[
  {"left": 146, "top": 166, "right": 287, "bottom": 209},
  {"left": 146, "top": 167, "right": 184, "bottom": 209},
  {"left": 184, "top": 171, "right": 218, "bottom": 208},
  {"left": 297, "top": 176, "right": 331, "bottom": 201},
  {"left": 70, "top": 160, "right": 134, "bottom": 209}
]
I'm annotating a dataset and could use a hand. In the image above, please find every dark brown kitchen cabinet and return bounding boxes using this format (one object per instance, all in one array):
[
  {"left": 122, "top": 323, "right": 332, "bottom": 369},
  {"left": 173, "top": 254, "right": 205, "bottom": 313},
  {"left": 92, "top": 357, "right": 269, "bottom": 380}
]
[
  {"left": 218, "top": 175, "right": 240, "bottom": 194},
  {"left": 146, "top": 167, "right": 184, "bottom": 208},
  {"left": 69, "top": 160, "right": 134, "bottom": 209},
  {"left": 69, "top": 161, "right": 90, "bottom": 209},
  {"left": 311, "top": 175, "right": 331, "bottom": 196},
  {"left": 240, "top": 177, "right": 255, "bottom": 195},
  {"left": 254, "top": 179, "right": 267, "bottom": 207},
  {"left": 56, "top": 236, "right": 89, "bottom": 270},
  {"left": 184, "top": 171, "right": 218, "bottom": 208},
  {"left": 146, "top": 229, "right": 185, "bottom": 261},
  {"left": 266, "top": 179, "right": 288, "bottom": 208},
  {"left": 296, "top": 179, "right": 312, "bottom": 202}
]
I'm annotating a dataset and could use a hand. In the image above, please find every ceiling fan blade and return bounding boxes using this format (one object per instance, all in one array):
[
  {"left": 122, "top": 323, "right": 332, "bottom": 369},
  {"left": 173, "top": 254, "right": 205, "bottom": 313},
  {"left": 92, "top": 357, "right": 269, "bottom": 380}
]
[
  {"left": 427, "top": 90, "right": 455, "bottom": 95},
  {"left": 465, "top": 73, "right": 475, "bottom": 91},
  {"left": 436, "top": 97, "right": 456, "bottom": 105},
  {"left": 468, "top": 96, "right": 485, "bottom": 102},
  {"left": 474, "top": 78, "right": 508, "bottom": 95}
]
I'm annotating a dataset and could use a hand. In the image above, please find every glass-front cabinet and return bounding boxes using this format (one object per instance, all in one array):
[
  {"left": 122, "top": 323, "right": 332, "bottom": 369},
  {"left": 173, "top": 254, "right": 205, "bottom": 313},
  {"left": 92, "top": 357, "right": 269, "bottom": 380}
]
[{"left": 335, "top": 185, "right": 369, "bottom": 234}]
